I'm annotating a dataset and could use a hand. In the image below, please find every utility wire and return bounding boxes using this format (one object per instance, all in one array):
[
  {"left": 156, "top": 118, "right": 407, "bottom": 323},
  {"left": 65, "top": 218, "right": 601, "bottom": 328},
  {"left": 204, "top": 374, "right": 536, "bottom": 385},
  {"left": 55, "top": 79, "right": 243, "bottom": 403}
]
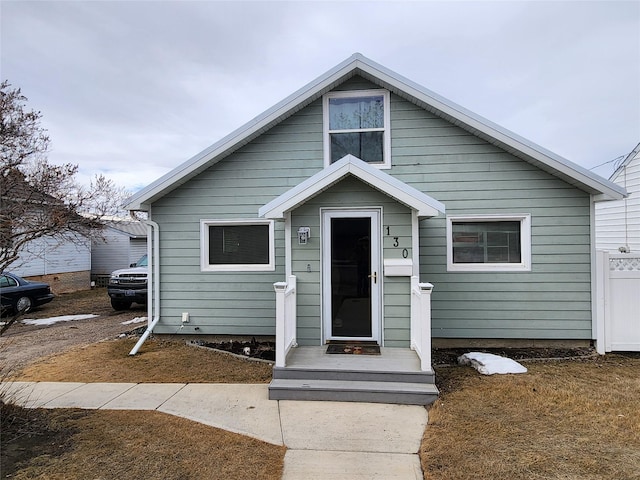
[{"left": 589, "top": 155, "right": 626, "bottom": 171}]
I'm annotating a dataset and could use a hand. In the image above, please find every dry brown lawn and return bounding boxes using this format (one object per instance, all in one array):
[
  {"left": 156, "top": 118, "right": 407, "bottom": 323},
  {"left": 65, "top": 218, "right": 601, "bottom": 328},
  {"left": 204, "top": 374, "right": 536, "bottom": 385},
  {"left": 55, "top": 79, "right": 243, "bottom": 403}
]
[
  {"left": 2, "top": 406, "right": 285, "bottom": 480},
  {"left": 9, "top": 341, "right": 640, "bottom": 480},
  {"left": 13, "top": 336, "right": 273, "bottom": 383},
  {"left": 3, "top": 335, "right": 280, "bottom": 479},
  {"left": 421, "top": 355, "right": 640, "bottom": 480},
  {"left": 4, "top": 287, "right": 640, "bottom": 479}
]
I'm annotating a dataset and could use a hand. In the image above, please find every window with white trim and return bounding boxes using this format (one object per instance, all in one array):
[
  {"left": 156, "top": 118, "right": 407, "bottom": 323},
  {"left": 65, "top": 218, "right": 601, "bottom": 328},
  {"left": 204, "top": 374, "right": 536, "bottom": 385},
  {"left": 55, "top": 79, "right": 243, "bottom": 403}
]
[
  {"left": 200, "top": 220, "right": 275, "bottom": 271},
  {"left": 324, "top": 89, "right": 391, "bottom": 168},
  {"left": 446, "top": 215, "right": 531, "bottom": 271}
]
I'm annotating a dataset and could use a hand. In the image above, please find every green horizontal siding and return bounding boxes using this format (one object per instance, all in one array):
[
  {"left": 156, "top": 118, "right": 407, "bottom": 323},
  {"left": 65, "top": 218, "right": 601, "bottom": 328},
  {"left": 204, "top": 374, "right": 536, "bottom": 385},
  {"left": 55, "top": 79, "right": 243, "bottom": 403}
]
[
  {"left": 388, "top": 93, "right": 592, "bottom": 340},
  {"left": 150, "top": 101, "right": 322, "bottom": 335},
  {"left": 383, "top": 277, "right": 411, "bottom": 347},
  {"left": 148, "top": 76, "right": 594, "bottom": 342}
]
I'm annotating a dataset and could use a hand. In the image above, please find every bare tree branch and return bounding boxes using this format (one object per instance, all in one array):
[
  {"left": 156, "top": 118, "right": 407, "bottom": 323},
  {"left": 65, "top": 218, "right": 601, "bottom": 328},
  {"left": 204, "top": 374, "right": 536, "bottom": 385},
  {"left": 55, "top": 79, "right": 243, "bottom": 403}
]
[{"left": 1, "top": 80, "right": 131, "bottom": 275}]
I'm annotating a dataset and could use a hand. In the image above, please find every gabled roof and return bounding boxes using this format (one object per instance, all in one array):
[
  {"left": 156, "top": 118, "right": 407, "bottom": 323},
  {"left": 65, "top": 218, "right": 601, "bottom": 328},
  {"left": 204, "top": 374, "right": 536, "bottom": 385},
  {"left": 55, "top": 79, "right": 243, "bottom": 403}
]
[
  {"left": 259, "top": 155, "right": 445, "bottom": 219},
  {"left": 125, "top": 53, "right": 626, "bottom": 211}
]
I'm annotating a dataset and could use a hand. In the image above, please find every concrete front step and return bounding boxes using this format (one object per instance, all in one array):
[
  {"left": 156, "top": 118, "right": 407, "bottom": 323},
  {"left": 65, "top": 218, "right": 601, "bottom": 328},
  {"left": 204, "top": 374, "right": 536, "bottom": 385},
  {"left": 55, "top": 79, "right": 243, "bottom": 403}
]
[
  {"left": 272, "top": 366, "right": 435, "bottom": 384},
  {"left": 268, "top": 379, "right": 439, "bottom": 405}
]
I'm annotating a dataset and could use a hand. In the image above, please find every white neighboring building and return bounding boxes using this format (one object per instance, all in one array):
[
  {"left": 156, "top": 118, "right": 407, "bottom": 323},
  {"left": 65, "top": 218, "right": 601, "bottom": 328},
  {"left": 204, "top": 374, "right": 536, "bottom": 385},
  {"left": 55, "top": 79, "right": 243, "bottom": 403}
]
[
  {"left": 91, "top": 219, "right": 147, "bottom": 285},
  {"left": 596, "top": 142, "right": 640, "bottom": 253},
  {"left": 6, "top": 233, "right": 92, "bottom": 293}
]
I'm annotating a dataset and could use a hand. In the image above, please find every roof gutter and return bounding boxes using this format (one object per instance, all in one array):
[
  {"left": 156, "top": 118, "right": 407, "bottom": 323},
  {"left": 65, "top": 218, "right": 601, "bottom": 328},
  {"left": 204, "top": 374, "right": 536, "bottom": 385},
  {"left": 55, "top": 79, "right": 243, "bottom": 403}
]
[{"left": 129, "top": 218, "right": 160, "bottom": 355}]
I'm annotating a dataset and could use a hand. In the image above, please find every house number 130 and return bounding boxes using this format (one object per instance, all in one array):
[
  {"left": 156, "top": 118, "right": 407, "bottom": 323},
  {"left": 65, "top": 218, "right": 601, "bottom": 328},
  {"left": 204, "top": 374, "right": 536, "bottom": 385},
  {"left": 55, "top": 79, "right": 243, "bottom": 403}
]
[{"left": 385, "top": 226, "right": 409, "bottom": 258}]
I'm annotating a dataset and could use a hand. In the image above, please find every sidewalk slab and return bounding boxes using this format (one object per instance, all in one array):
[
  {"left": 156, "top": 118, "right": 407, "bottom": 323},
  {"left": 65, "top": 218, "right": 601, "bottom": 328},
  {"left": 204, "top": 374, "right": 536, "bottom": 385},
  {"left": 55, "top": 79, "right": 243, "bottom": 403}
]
[
  {"left": 158, "top": 383, "right": 283, "bottom": 446},
  {"left": 44, "top": 383, "right": 137, "bottom": 409},
  {"left": 2, "top": 380, "right": 429, "bottom": 480},
  {"left": 282, "top": 450, "right": 423, "bottom": 479},
  {"left": 279, "top": 400, "right": 427, "bottom": 453},
  {"left": 101, "top": 383, "right": 186, "bottom": 410},
  {"left": 1, "top": 382, "right": 85, "bottom": 408}
]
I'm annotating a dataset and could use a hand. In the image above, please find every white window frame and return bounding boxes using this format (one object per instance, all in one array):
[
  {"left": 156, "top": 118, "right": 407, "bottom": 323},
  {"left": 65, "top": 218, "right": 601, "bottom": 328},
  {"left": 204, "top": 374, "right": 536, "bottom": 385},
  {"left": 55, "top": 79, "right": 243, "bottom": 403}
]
[
  {"left": 323, "top": 89, "right": 391, "bottom": 169},
  {"left": 200, "top": 219, "right": 275, "bottom": 272},
  {"left": 446, "top": 214, "right": 532, "bottom": 272}
]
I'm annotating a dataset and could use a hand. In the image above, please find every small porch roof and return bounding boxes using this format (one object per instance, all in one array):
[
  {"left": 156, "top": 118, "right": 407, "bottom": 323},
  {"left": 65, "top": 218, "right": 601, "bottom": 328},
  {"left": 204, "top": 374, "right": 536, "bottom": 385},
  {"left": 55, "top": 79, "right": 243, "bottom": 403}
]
[{"left": 258, "top": 155, "right": 446, "bottom": 219}]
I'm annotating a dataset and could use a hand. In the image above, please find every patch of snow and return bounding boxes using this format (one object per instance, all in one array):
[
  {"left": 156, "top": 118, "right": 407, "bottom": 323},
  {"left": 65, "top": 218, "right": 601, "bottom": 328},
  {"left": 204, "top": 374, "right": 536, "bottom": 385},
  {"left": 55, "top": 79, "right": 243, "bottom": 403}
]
[
  {"left": 22, "top": 314, "right": 99, "bottom": 326},
  {"left": 121, "top": 317, "right": 147, "bottom": 325},
  {"left": 458, "top": 352, "right": 528, "bottom": 375}
]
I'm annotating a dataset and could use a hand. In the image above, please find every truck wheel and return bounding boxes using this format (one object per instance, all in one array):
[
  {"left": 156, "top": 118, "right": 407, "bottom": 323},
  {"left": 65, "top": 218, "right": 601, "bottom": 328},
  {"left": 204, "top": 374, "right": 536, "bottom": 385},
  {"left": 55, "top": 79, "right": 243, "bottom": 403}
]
[{"left": 111, "top": 299, "right": 132, "bottom": 311}]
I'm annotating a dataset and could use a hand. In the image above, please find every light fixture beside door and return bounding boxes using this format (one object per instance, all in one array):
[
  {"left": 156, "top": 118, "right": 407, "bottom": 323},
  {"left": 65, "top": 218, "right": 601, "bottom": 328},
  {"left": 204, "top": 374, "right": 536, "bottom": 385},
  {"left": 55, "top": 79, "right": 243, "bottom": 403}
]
[{"left": 297, "top": 226, "right": 310, "bottom": 245}]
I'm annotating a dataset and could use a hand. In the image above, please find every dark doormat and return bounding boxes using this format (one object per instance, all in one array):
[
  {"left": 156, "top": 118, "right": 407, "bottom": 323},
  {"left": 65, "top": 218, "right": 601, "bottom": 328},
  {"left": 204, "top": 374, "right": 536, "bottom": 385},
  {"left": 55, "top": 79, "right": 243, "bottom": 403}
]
[{"left": 326, "top": 343, "right": 381, "bottom": 355}]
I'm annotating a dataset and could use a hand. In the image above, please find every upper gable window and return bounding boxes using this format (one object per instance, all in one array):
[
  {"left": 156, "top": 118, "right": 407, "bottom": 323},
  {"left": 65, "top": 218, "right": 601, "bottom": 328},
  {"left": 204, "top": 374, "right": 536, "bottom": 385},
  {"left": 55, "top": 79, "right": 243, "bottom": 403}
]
[{"left": 323, "top": 90, "right": 391, "bottom": 169}]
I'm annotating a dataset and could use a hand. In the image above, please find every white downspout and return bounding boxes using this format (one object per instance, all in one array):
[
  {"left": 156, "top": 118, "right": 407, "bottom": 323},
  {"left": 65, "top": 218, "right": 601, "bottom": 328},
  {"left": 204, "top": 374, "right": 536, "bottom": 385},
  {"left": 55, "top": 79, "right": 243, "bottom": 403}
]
[{"left": 129, "top": 219, "right": 160, "bottom": 355}]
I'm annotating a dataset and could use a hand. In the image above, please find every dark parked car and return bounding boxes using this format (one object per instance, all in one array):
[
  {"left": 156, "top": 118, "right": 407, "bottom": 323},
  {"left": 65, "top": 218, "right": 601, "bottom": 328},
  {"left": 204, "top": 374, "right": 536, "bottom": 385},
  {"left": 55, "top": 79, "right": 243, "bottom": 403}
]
[{"left": 0, "top": 272, "right": 55, "bottom": 315}]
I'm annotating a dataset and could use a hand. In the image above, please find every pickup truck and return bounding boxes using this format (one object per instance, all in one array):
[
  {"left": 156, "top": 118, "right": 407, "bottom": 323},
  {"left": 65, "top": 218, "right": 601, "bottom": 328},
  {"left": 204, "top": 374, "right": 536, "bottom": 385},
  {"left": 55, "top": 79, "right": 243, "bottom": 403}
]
[{"left": 107, "top": 254, "right": 148, "bottom": 311}]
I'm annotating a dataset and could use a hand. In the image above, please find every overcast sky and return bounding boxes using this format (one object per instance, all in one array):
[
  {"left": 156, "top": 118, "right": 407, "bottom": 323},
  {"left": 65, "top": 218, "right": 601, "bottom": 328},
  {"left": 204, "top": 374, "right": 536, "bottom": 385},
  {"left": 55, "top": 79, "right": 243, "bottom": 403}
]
[{"left": 2, "top": 1, "right": 639, "bottom": 193}]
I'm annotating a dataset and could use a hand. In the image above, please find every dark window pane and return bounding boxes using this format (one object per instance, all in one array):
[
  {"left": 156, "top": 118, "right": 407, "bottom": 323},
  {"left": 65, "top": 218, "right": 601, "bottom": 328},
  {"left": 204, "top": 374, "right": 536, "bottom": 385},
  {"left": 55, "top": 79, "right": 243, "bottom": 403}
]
[
  {"left": 209, "top": 224, "right": 269, "bottom": 265},
  {"left": 329, "top": 96, "right": 384, "bottom": 130},
  {"left": 452, "top": 221, "right": 521, "bottom": 264},
  {"left": 330, "top": 132, "right": 384, "bottom": 163},
  {"left": 0, "top": 275, "right": 17, "bottom": 287}
]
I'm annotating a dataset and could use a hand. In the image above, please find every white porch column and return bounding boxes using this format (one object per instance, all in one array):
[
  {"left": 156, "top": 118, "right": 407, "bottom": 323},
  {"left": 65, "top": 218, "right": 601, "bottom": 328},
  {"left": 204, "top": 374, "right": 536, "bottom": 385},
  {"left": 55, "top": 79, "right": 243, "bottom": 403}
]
[
  {"left": 274, "top": 275, "right": 297, "bottom": 368},
  {"left": 418, "top": 282, "right": 434, "bottom": 371},
  {"left": 411, "top": 276, "right": 434, "bottom": 372},
  {"left": 274, "top": 282, "right": 287, "bottom": 367}
]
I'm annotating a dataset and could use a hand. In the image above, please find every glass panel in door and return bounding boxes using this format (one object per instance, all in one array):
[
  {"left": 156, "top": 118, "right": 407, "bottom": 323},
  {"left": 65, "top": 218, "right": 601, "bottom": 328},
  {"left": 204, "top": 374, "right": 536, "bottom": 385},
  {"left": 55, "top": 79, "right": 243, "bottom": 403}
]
[{"left": 330, "top": 217, "right": 372, "bottom": 337}]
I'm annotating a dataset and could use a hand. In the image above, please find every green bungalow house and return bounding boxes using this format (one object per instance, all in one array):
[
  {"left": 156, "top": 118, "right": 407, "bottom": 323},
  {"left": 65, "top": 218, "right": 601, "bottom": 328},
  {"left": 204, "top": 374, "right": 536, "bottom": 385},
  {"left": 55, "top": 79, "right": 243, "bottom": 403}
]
[{"left": 125, "top": 54, "right": 626, "bottom": 405}]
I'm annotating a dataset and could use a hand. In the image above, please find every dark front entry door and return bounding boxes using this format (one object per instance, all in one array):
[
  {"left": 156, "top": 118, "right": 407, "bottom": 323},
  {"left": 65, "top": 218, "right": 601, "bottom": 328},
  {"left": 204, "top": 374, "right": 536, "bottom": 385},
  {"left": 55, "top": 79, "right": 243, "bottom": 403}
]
[
  {"left": 323, "top": 210, "right": 380, "bottom": 341},
  {"left": 331, "top": 217, "right": 371, "bottom": 337}
]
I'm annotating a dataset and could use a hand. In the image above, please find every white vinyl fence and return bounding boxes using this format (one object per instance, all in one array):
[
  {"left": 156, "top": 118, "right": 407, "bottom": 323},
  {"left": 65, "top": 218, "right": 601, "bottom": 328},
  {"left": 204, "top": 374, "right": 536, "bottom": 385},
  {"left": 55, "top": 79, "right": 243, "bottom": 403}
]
[{"left": 595, "top": 252, "right": 640, "bottom": 353}]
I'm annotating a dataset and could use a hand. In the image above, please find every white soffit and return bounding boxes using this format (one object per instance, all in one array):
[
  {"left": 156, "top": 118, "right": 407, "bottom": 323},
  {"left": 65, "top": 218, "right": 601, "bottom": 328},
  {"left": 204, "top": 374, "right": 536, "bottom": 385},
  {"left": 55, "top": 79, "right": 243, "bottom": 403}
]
[{"left": 259, "top": 155, "right": 445, "bottom": 219}]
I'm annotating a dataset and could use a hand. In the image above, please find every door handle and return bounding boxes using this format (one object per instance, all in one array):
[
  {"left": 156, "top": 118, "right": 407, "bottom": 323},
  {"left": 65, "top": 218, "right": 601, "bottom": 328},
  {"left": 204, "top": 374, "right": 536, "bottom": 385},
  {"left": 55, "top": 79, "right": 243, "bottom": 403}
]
[{"left": 368, "top": 272, "right": 377, "bottom": 284}]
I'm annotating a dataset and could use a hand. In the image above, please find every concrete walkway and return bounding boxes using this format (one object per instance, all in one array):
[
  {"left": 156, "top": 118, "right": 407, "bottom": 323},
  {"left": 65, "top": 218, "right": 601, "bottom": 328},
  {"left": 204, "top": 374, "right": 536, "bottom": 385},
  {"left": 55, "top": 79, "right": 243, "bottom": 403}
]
[{"left": 2, "top": 382, "right": 427, "bottom": 479}]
